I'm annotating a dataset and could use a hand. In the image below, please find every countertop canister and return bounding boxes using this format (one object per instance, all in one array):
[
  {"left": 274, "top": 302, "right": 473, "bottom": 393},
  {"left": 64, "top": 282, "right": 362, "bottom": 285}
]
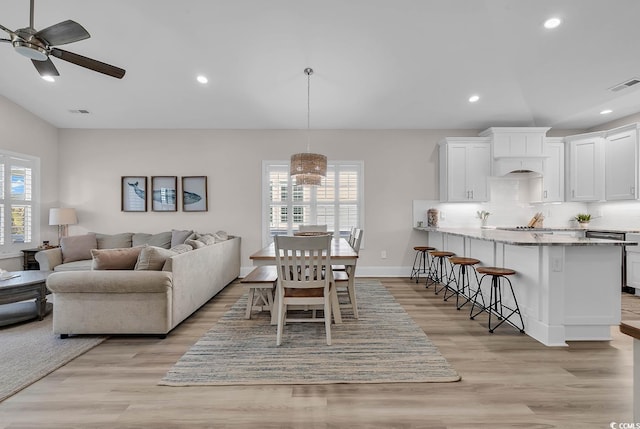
[{"left": 427, "top": 208, "right": 439, "bottom": 227}]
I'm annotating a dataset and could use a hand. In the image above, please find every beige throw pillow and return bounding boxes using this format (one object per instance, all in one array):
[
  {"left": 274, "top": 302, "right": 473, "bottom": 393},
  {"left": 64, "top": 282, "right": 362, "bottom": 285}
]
[
  {"left": 91, "top": 246, "right": 145, "bottom": 270},
  {"left": 185, "top": 238, "right": 205, "bottom": 249},
  {"left": 60, "top": 233, "right": 98, "bottom": 263},
  {"left": 134, "top": 246, "right": 177, "bottom": 271}
]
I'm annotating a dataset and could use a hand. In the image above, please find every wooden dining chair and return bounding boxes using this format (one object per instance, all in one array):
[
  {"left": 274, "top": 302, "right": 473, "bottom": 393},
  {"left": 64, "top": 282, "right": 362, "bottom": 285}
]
[
  {"left": 274, "top": 234, "right": 333, "bottom": 346},
  {"left": 334, "top": 229, "right": 363, "bottom": 318},
  {"left": 297, "top": 224, "right": 328, "bottom": 233}
]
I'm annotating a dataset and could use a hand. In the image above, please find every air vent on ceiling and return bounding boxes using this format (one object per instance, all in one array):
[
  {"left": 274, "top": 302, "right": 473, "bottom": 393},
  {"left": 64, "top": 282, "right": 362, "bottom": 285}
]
[
  {"left": 609, "top": 78, "right": 640, "bottom": 92},
  {"left": 68, "top": 109, "right": 90, "bottom": 114}
]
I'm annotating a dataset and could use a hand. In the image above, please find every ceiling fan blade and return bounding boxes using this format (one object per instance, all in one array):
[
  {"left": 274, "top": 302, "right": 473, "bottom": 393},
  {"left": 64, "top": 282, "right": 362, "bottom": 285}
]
[
  {"left": 32, "top": 58, "right": 59, "bottom": 77},
  {"left": 0, "top": 23, "right": 18, "bottom": 38},
  {"left": 35, "top": 20, "right": 90, "bottom": 46},
  {"left": 50, "top": 48, "right": 125, "bottom": 79}
]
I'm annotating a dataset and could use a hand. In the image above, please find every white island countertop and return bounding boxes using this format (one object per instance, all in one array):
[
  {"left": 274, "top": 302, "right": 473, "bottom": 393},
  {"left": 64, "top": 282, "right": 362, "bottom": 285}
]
[{"left": 414, "top": 226, "right": 637, "bottom": 247}]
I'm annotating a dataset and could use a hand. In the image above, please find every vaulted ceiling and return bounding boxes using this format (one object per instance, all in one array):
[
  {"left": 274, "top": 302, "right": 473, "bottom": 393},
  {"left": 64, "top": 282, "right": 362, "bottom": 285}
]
[{"left": 1, "top": 0, "right": 639, "bottom": 130}]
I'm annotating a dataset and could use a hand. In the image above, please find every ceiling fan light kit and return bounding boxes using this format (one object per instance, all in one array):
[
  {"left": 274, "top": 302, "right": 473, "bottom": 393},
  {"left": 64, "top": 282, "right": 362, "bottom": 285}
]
[
  {"left": 0, "top": 0, "right": 126, "bottom": 79},
  {"left": 290, "top": 67, "right": 327, "bottom": 186}
]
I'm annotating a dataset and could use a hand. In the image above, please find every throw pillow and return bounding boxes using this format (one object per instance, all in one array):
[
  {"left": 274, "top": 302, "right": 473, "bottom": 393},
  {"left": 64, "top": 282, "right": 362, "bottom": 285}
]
[
  {"left": 171, "top": 229, "right": 194, "bottom": 247},
  {"left": 185, "top": 238, "right": 205, "bottom": 249},
  {"left": 213, "top": 230, "right": 229, "bottom": 242},
  {"left": 132, "top": 231, "right": 172, "bottom": 249},
  {"left": 95, "top": 232, "right": 133, "bottom": 249},
  {"left": 170, "top": 243, "right": 193, "bottom": 254},
  {"left": 196, "top": 233, "right": 216, "bottom": 246},
  {"left": 91, "top": 246, "right": 145, "bottom": 270},
  {"left": 134, "top": 246, "right": 177, "bottom": 271},
  {"left": 60, "top": 233, "right": 98, "bottom": 263}
]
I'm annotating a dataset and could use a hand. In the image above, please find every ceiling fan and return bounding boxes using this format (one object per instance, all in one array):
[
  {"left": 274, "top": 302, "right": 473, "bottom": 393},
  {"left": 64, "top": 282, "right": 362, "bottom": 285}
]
[{"left": 0, "top": 0, "right": 125, "bottom": 79}]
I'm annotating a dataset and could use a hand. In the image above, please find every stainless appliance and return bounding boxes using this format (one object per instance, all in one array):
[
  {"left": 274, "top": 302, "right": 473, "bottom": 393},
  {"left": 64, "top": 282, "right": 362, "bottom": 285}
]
[{"left": 584, "top": 230, "right": 632, "bottom": 293}]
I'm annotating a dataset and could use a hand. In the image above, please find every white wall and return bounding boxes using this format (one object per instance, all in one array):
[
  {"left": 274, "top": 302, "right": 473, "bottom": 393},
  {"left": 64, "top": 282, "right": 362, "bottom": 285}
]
[
  {"left": 0, "top": 96, "right": 58, "bottom": 270},
  {"left": 58, "top": 128, "right": 480, "bottom": 275}
]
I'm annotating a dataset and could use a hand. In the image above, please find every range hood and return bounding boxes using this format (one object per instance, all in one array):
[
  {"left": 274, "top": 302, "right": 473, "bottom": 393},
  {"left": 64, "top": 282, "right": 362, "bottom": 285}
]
[{"left": 493, "top": 158, "right": 544, "bottom": 177}]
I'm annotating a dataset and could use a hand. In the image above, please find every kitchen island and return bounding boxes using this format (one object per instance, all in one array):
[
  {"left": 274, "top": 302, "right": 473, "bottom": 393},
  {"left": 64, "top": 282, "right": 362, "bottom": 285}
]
[{"left": 416, "top": 227, "right": 636, "bottom": 346}]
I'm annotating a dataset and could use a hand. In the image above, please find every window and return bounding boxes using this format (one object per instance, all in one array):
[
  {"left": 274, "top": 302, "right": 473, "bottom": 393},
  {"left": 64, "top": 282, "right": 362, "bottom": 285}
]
[
  {"left": 0, "top": 151, "right": 39, "bottom": 253},
  {"left": 262, "top": 161, "right": 364, "bottom": 245}
]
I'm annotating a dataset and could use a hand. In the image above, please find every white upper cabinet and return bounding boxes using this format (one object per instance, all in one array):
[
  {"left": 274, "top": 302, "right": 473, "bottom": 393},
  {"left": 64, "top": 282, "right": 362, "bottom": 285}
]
[
  {"left": 480, "top": 127, "right": 551, "bottom": 158},
  {"left": 541, "top": 139, "right": 564, "bottom": 202},
  {"left": 566, "top": 132, "right": 605, "bottom": 202},
  {"left": 439, "top": 137, "right": 491, "bottom": 202},
  {"left": 604, "top": 124, "right": 638, "bottom": 201}
]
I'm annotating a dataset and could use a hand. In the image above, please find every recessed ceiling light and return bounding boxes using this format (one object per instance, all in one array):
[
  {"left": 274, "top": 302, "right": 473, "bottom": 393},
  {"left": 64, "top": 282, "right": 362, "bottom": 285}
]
[
  {"left": 600, "top": 109, "right": 613, "bottom": 115},
  {"left": 41, "top": 75, "right": 55, "bottom": 82},
  {"left": 544, "top": 17, "right": 562, "bottom": 29},
  {"left": 468, "top": 95, "right": 480, "bottom": 103},
  {"left": 196, "top": 75, "right": 208, "bottom": 84}
]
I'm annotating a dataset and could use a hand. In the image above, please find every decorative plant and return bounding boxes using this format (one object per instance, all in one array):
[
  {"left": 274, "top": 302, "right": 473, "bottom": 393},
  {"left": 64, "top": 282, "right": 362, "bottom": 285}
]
[
  {"left": 574, "top": 213, "right": 591, "bottom": 223},
  {"left": 477, "top": 210, "right": 491, "bottom": 221}
]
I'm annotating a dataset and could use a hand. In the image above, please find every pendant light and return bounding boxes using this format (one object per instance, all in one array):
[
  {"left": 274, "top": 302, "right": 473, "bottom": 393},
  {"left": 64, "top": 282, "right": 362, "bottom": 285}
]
[{"left": 290, "top": 67, "right": 327, "bottom": 186}]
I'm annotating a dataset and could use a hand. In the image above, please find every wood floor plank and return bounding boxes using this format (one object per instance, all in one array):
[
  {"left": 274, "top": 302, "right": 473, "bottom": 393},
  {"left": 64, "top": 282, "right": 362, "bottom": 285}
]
[{"left": 0, "top": 277, "right": 636, "bottom": 428}]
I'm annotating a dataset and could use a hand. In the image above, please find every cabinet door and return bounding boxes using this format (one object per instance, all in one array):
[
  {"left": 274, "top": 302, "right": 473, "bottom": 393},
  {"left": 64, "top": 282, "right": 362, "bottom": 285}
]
[
  {"left": 568, "top": 137, "right": 604, "bottom": 201},
  {"left": 467, "top": 143, "right": 491, "bottom": 201},
  {"left": 542, "top": 142, "right": 564, "bottom": 202},
  {"left": 446, "top": 144, "right": 471, "bottom": 202},
  {"left": 605, "top": 129, "right": 637, "bottom": 200},
  {"left": 627, "top": 251, "right": 640, "bottom": 289}
]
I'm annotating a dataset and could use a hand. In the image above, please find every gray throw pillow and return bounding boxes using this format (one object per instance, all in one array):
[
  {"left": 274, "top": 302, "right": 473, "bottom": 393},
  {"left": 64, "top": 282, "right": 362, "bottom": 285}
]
[
  {"left": 170, "top": 243, "right": 193, "bottom": 254},
  {"left": 185, "top": 238, "right": 205, "bottom": 249},
  {"left": 60, "top": 233, "right": 98, "bottom": 263},
  {"left": 134, "top": 246, "right": 177, "bottom": 270},
  {"left": 171, "top": 229, "right": 193, "bottom": 247}
]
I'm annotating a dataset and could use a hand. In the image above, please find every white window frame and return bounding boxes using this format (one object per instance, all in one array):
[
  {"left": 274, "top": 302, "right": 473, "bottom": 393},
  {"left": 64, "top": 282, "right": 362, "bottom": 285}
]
[
  {"left": 261, "top": 160, "right": 364, "bottom": 247},
  {"left": 0, "top": 149, "right": 40, "bottom": 255}
]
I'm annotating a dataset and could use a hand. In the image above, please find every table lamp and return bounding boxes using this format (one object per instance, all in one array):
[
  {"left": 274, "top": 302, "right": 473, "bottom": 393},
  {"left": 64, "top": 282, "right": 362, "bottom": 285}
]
[{"left": 49, "top": 208, "right": 78, "bottom": 245}]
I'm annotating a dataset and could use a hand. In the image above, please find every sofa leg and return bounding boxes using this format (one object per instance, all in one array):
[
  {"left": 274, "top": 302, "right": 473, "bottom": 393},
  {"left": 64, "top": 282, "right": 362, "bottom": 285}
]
[{"left": 60, "top": 334, "right": 69, "bottom": 339}]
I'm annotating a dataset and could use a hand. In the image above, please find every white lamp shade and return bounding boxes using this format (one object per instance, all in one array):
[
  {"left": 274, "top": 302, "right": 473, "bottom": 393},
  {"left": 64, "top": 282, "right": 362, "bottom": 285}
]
[{"left": 49, "top": 208, "right": 78, "bottom": 226}]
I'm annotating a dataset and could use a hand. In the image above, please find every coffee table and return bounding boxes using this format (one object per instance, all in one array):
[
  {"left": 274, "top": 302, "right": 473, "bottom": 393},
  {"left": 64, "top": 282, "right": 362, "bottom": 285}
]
[{"left": 0, "top": 270, "right": 52, "bottom": 327}]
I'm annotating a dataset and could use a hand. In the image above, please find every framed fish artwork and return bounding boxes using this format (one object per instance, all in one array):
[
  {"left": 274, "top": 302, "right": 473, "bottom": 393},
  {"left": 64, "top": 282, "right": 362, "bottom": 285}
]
[
  {"left": 151, "top": 176, "right": 178, "bottom": 212},
  {"left": 181, "top": 176, "right": 208, "bottom": 212},
  {"left": 121, "top": 176, "right": 147, "bottom": 212}
]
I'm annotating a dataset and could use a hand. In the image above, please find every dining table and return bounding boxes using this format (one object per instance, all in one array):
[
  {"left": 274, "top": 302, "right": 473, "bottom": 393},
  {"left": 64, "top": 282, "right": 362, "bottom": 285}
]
[{"left": 249, "top": 236, "right": 359, "bottom": 325}]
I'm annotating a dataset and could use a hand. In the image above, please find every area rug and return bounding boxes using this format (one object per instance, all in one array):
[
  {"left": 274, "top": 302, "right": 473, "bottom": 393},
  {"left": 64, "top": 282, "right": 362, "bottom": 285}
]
[
  {"left": 0, "top": 312, "right": 106, "bottom": 402},
  {"left": 160, "top": 279, "right": 460, "bottom": 385}
]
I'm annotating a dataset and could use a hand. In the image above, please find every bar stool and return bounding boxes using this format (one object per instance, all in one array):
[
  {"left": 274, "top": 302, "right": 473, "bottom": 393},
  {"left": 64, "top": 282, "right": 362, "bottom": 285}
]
[
  {"left": 429, "top": 250, "right": 455, "bottom": 294},
  {"left": 469, "top": 266, "right": 525, "bottom": 333},
  {"left": 410, "top": 246, "right": 435, "bottom": 284},
  {"left": 444, "top": 256, "right": 480, "bottom": 310}
]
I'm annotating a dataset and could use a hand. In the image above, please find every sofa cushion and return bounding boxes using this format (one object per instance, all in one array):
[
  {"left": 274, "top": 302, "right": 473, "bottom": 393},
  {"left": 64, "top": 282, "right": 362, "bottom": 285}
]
[
  {"left": 132, "top": 231, "right": 172, "bottom": 249},
  {"left": 95, "top": 232, "right": 133, "bottom": 249},
  {"left": 171, "top": 229, "right": 194, "bottom": 247},
  {"left": 91, "top": 246, "right": 145, "bottom": 270},
  {"left": 135, "top": 246, "right": 177, "bottom": 271},
  {"left": 53, "top": 260, "right": 93, "bottom": 272},
  {"left": 60, "top": 233, "right": 97, "bottom": 263},
  {"left": 195, "top": 233, "right": 217, "bottom": 246},
  {"left": 214, "top": 230, "right": 229, "bottom": 242}
]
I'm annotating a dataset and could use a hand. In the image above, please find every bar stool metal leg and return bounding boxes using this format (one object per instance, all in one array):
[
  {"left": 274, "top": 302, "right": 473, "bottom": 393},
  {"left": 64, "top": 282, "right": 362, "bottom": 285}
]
[{"left": 470, "top": 267, "right": 525, "bottom": 334}]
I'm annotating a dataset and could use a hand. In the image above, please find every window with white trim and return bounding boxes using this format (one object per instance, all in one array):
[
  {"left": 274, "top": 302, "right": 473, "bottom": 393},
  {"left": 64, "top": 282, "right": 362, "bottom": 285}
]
[
  {"left": 0, "top": 151, "right": 39, "bottom": 253},
  {"left": 262, "top": 161, "right": 364, "bottom": 245}
]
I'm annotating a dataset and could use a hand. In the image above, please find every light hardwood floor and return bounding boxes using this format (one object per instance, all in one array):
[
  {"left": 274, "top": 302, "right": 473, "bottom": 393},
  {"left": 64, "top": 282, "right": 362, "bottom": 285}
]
[{"left": 0, "top": 277, "right": 636, "bottom": 428}]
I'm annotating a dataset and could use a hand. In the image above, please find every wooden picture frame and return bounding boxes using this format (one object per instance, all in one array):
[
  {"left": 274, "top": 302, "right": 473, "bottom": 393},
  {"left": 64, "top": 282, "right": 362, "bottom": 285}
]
[
  {"left": 151, "top": 176, "right": 178, "bottom": 212},
  {"left": 121, "top": 176, "right": 147, "bottom": 212},
  {"left": 182, "top": 176, "right": 208, "bottom": 212}
]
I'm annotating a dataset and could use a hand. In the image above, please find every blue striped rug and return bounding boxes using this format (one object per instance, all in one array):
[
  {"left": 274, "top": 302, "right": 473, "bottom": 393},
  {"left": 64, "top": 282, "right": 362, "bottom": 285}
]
[{"left": 160, "top": 279, "right": 460, "bottom": 385}]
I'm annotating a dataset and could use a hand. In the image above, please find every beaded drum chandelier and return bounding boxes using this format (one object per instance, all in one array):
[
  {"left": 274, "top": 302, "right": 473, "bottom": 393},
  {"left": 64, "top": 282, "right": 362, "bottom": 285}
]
[{"left": 290, "top": 67, "right": 327, "bottom": 186}]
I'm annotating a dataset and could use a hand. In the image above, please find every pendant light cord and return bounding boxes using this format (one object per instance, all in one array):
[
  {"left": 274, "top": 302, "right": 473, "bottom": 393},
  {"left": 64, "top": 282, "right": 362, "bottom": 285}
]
[{"left": 306, "top": 68, "right": 313, "bottom": 153}]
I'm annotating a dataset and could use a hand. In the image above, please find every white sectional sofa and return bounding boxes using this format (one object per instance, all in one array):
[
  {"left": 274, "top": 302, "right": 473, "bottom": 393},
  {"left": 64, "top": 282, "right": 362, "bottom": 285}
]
[{"left": 39, "top": 231, "right": 240, "bottom": 338}]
